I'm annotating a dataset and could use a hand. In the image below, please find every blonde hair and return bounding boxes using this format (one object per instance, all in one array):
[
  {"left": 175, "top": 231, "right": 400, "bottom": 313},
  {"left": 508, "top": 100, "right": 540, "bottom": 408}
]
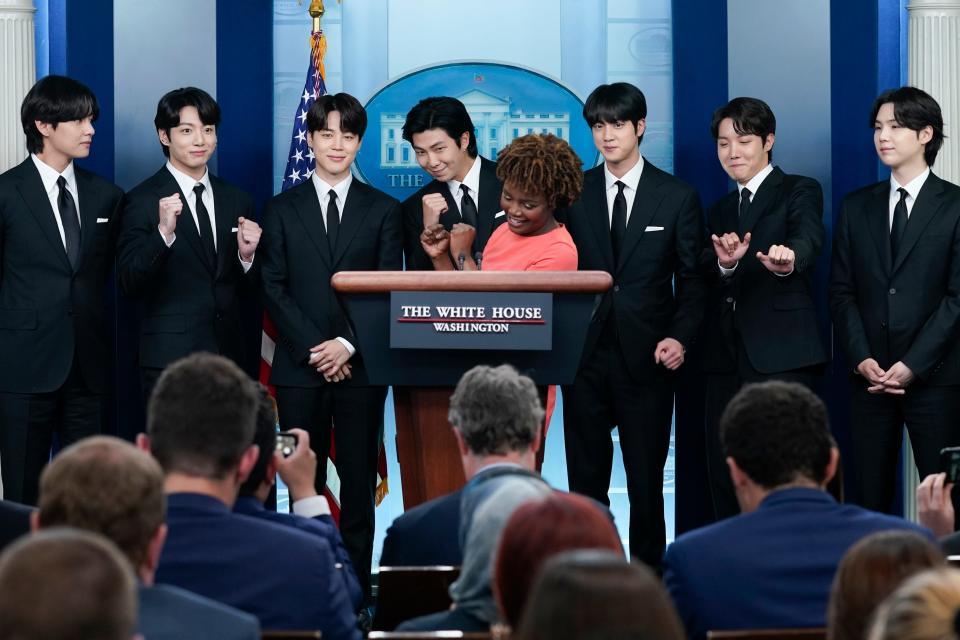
[{"left": 869, "top": 567, "right": 960, "bottom": 640}]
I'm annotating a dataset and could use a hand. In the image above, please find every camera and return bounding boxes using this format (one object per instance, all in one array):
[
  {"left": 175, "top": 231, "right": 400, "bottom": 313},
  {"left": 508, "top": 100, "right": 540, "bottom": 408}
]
[{"left": 276, "top": 431, "right": 299, "bottom": 458}]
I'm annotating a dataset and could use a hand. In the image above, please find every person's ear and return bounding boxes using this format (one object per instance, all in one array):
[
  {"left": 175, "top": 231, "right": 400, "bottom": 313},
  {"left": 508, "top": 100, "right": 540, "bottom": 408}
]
[
  {"left": 157, "top": 128, "right": 171, "bottom": 148},
  {"left": 634, "top": 119, "right": 646, "bottom": 140},
  {"left": 236, "top": 445, "right": 260, "bottom": 484},
  {"left": 727, "top": 457, "right": 748, "bottom": 488},
  {"left": 452, "top": 428, "right": 470, "bottom": 457},
  {"left": 135, "top": 433, "right": 151, "bottom": 454},
  {"left": 458, "top": 131, "right": 471, "bottom": 151},
  {"left": 918, "top": 125, "right": 934, "bottom": 146},
  {"left": 29, "top": 510, "right": 40, "bottom": 533},
  {"left": 763, "top": 133, "right": 775, "bottom": 152}
]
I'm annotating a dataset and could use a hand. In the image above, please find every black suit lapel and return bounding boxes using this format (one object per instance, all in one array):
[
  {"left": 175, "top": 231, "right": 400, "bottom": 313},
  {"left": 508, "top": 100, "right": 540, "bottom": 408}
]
[
  {"left": 211, "top": 178, "right": 235, "bottom": 278},
  {"left": 332, "top": 181, "right": 373, "bottom": 266},
  {"left": 893, "top": 173, "right": 945, "bottom": 274},
  {"left": 15, "top": 160, "right": 71, "bottom": 270},
  {"left": 290, "top": 181, "right": 333, "bottom": 270},
  {"left": 738, "top": 167, "right": 783, "bottom": 236},
  {"left": 75, "top": 169, "right": 101, "bottom": 271},
  {"left": 617, "top": 164, "right": 666, "bottom": 272},
  {"left": 866, "top": 183, "right": 893, "bottom": 274},
  {"left": 156, "top": 168, "right": 212, "bottom": 274},
  {"left": 583, "top": 168, "right": 615, "bottom": 272},
  {"left": 475, "top": 157, "right": 503, "bottom": 247}
]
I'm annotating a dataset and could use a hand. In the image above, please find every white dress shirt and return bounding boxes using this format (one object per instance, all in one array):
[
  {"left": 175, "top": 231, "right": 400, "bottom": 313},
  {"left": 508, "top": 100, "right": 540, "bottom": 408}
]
[
  {"left": 310, "top": 171, "right": 355, "bottom": 356},
  {"left": 31, "top": 154, "right": 79, "bottom": 249},
  {"left": 889, "top": 167, "right": 930, "bottom": 229},
  {"left": 161, "top": 162, "right": 253, "bottom": 271},
  {"left": 447, "top": 155, "right": 482, "bottom": 217},
  {"left": 603, "top": 156, "right": 645, "bottom": 226}
]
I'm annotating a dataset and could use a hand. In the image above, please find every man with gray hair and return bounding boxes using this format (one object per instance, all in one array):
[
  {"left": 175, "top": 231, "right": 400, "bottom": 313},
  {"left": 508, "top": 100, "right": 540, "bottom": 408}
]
[{"left": 395, "top": 364, "right": 552, "bottom": 632}]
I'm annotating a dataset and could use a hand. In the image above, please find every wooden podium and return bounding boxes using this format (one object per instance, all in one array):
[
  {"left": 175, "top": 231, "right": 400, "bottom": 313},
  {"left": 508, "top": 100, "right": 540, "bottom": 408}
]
[{"left": 332, "top": 271, "right": 611, "bottom": 509}]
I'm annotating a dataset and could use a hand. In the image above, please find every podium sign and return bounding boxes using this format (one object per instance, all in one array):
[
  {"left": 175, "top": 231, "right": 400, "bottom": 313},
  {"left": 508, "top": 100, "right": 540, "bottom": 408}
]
[{"left": 390, "top": 291, "right": 553, "bottom": 350}]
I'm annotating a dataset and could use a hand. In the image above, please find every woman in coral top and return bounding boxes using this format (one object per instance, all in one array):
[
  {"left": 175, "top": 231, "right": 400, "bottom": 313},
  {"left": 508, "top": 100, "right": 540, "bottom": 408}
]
[
  {"left": 420, "top": 133, "right": 583, "bottom": 460},
  {"left": 419, "top": 133, "right": 582, "bottom": 272}
]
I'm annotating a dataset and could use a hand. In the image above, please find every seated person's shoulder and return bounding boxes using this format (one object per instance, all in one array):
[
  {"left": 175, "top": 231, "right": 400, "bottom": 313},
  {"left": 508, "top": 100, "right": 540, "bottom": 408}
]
[{"left": 141, "top": 583, "right": 260, "bottom": 634}]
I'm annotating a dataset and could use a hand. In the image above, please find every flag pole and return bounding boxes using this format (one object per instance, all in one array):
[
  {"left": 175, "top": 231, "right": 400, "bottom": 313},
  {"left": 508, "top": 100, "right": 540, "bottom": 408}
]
[{"left": 309, "top": 0, "right": 324, "bottom": 32}]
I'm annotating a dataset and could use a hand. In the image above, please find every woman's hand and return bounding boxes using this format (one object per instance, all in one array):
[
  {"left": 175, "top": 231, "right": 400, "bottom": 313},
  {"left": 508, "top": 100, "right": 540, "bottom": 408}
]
[
  {"left": 449, "top": 223, "right": 476, "bottom": 262},
  {"left": 420, "top": 223, "right": 450, "bottom": 259}
]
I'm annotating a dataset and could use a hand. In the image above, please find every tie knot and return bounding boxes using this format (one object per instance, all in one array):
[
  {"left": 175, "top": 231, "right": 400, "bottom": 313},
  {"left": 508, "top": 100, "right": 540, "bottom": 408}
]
[
  {"left": 57, "top": 176, "right": 67, "bottom": 189},
  {"left": 328, "top": 189, "right": 337, "bottom": 201},
  {"left": 740, "top": 187, "right": 752, "bottom": 201},
  {"left": 193, "top": 183, "right": 205, "bottom": 196},
  {"left": 615, "top": 180, "right": 626, "bottom": 194},
  {"left": 898, "top": 187, "right": 909, "bottom": 202},
  {"left": 459, "top": 183, "right": 470, "bottom": 196}
]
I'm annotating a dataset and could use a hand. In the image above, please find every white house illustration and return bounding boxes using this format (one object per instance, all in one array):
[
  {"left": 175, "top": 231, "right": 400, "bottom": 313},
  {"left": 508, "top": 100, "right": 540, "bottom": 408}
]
[{"left": 379, "top": 89, "right": 570, "bottom": 168}]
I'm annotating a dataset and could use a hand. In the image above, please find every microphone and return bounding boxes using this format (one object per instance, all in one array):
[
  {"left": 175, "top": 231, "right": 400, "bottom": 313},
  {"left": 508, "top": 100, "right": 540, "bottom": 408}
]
[
  {"left": 457, "top": 253, "right": 466, "bottom": 271},
  {"left": 474, "top": 251, "right": 483, "bottom": 271}
]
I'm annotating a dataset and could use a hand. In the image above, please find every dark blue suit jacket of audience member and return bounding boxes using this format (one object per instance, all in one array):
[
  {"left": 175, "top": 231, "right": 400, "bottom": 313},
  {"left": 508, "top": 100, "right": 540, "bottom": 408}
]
[
  {"left": 663, "top": 488, "right": 932, "bottom": 639},
  {"left": 233, "top": 495, "right": 363, "bottom": 610},
  {"left": 0, "top": 500, "right": 32, "bottom": 552},
  {"left": 379, "top": 489, "right": 464, "bottom": 567},
  {"left": 156, "top": 493, "right": 360, "bottom": 638},
  {"left": 138, "top": 583, "right": 260, "bottom": 640}
]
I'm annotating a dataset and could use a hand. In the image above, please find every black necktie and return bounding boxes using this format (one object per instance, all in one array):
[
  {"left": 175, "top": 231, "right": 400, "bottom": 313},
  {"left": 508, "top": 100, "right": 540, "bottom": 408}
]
[
  {"left": 193, "top": 184, "right": 216, "bottom": 270},
  {"left": 739, "top": 187, "right": 751, "bottom": 218},
  {"left": 611, "top": 180, "right": 627, "bottom": 262},
  {"left": 57, "top": 176, "right": 80, "bottom": 269},
  {"left": 891, "top": 187, "right": 909, "bottom": 260},
  {"left": 459, "top": 184, "right": 478, "bottom": 228},
  {"left": 326, "top": 189, "right": 340, "bottom": 252}
]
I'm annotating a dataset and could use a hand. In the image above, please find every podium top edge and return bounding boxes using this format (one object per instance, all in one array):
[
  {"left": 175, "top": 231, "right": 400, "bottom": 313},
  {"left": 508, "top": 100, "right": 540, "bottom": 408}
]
[{"left": 331, "top": 270, "right": 613, "bottom": 293}]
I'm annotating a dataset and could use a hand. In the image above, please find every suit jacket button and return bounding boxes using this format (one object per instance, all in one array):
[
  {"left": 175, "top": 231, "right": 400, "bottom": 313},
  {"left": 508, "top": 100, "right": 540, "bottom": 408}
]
[
  {"left": 613, "top": 285, "right": 620, "bottom": 292},
  {"left": 725, "top": 297, "right": 734, "bottom": 303},
  {"left": 889, "top": 288, "right": 897, "bottom": 295},
  {"left": 880, "top": 321, "right": 887, "bottom": 329}
]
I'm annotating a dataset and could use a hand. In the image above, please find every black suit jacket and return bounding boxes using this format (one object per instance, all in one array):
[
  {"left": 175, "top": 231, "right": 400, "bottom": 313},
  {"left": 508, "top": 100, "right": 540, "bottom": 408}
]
[
  {"left": 401, "top": 157, "right": 503, "bottom": 270},
  {"left": 380, "top": 489, "right": 463, "bottom": 567},
  {"left": 830, "top": 173, "right": 960, "bottom": 384},
  {"left": 118, "top": 167, "right": 257, "bottom": 370},
  {"left": 703, "top": 168, "right": 828, "bottom": 374},
  {"left": 559, "top": 162, "right": 706, "bottom": 383},
  {"left": 0, "top": 159, "right": 122, "bottom": 394},
  {"left": 260, "top": 178, "right": 403, "bottom": 387},
  {"left": 0, "top": 500, "right": 32, "bottom": 552}
]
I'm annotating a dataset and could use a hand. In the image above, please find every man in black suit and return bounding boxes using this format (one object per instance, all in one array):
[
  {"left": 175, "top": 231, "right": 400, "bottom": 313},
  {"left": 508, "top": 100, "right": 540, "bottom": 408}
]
[
  {"left": 702, "top": 97, "right": 828, "bottom": 520},
  {"left": 559, "top": 82, "right": 705, "bottom": 568},
  {"left": 0, "top": 76, "right": 123, "bottom": 505},
  {"left": 830, "top": 86, "right": 960, "bottom": 512},
  {"left": 260, "top": 92, "right": 403, "bottom": 600},
  {"left": 400, "top": 97, "right": 503, "bottom": 270},
  {"left": 118, "top": 87, "right": 262, "bottom": 401}
]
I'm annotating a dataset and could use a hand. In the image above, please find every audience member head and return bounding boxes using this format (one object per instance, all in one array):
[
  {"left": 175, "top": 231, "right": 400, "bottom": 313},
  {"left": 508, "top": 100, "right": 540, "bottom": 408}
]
[
  {"left": 515, "top": 549, "right": 684, "bottom": 640},
  {"left": 494, "top": 493, "right": 623, "bottom": 628},
  {"left": 0, "top": 528, "right": 137, "bottom": 640},
  {"left": 868, "top": 567, "right": 960, "bottom": 640},
  {"left": 239, "top": 383, "right": 280, "bottom": 499},
  {"left": 21, "top": 75, "right": 99, "bottom": 162},
  {"left": 829, "top": 530, "right": 944, "bottom": 640},
  {"left": 36, "top": 436, "right": 166, "bottom": 584},
  {"left": 493, "top": 133, "right": 583, "bottom": 237},
  {"left": 448, "top": 364, "right": 544, "bottom": 478},
  {"left": 402, "top": 96, "right": 478, "bottom": 183},
  {"left": 720, "top": 380, "right": 838, "bottom": 512},
  {"left": 870, "top": 86, "right": 944, "bottom": 168},
  {"left": 144, "top": 353, "right": 259, "bottom": 503}
]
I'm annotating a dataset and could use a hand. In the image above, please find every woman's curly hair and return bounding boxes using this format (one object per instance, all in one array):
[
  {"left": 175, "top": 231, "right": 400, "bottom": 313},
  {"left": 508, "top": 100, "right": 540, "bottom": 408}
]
[{"left": 495, "top": 134, "right": 583, "bottom": 208}]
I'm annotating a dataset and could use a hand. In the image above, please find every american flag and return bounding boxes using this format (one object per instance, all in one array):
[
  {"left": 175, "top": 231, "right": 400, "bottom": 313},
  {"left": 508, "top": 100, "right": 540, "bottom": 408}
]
[{"left": 261, "top": 28, "right": 389, "bottom": 521}]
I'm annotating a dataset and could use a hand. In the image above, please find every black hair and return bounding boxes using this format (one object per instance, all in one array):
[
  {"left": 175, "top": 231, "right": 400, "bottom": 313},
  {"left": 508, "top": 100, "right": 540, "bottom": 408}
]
[
  {"left": 306, "top": 92, "right": 368, "bottom": 139},
  {"left": 147, "top": 353, "right": 258, "bottom": 480},
  {"left": 154, "top": 87, "right": 221, "bottom": 158},
  {"left": 239, "top": 384, "right": 279, "bottom": 497},
  {"left": 720, "top": 381, "right": 834, "bottom": 489},
  {"left": 582, "top": 82, "right": 647, "bottom": 144},
  {"left": 21, "top": 75, "right": 99, "bottom": 155},
  {"left": 710, "top": 96, "right": 776, "bottom": 162},
  {"left": 401, "top": 96, "right": 478, "bottom": 157},
  {"left": 870, "top": 86, "right": 945, "bottom": 167}
]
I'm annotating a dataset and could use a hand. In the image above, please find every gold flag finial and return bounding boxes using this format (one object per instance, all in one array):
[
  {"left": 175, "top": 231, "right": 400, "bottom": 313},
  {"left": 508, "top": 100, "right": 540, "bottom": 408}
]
[{"left": 309, "top": 0, "right": 324, "bottom": 32}]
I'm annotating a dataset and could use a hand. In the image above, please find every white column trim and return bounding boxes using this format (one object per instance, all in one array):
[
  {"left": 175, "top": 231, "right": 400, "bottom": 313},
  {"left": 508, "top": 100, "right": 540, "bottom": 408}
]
[{"left": 0, "top": 0, "right": 36, "bottom": 175}]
